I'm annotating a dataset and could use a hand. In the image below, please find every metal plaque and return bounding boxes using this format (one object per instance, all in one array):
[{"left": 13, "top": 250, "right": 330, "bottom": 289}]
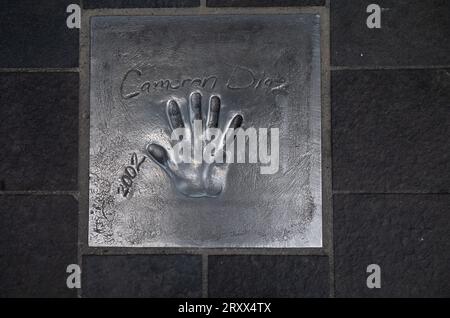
[{"left": 89, "top": 14, "right": 322, "bottom": 247}]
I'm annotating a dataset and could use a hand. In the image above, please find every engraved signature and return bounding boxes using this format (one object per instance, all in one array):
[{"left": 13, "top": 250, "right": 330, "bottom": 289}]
[{"left": 120, "top": 65, "right": 289, "bottom": 99}]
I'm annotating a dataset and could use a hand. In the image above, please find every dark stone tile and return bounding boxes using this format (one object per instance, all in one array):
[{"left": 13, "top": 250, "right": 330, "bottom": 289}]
[
  {"left": 332, "top": 69, "right": 450, "bottom": 192},
  {"left": 0, "top": 195, "right": 78, "bottom": 298},
  {"left": 334, "top": 194, "right": 450, "bottom": 297},
  {"left": 331, "top": 0, "right": 450, "bottom": 66},
  {"left": 82, "top": 255, "right": 202, "bottom": 297},
  {"left": 208, "top": 256, "right": 329, "bottom": 297},
  {"left": 0, "top": 73, "right": 79, "bottom": 191},
  {"left": 84, "top": 0, "right": 199, "bottom": 9},
  {"left": 0, "top": 0, "right": 79, "bottom": 68},
  {"left": 207, "top": 0, "right": 324, "bottom": 7}
]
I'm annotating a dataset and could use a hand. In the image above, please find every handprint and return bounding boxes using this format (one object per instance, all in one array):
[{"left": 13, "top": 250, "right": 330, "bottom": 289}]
[{"left": 147, "top": 92, "right": 243, "bottom": 198}]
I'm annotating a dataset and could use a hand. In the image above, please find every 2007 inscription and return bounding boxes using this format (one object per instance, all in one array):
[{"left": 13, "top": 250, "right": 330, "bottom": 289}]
[{"left": 118, "top": 152, "right": 146, "bottom": 198}]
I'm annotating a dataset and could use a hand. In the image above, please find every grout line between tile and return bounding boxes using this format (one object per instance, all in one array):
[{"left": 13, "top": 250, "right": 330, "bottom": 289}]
[
  {"left": 320, "top": 7, "right": 334, "bottom": 298},
  {"left": 80, "top": 246, "right": 329, "bottom": 255},
  {"left": 331, "top": 65, "right": 450, "bottom": 71},
  {"left": 0, "top": 68, "right": 79, "bottom": 73},
  {"left": 77, "top": 0, "right": 85, "bottom": 299},
  {"left": 0, "top": 190, "right": 78, "bottom": 196},
  {"left": 82, "top": 6, "right": 326, "bottom": 15},
  {"left": 332, "top": 191, "right": 450, "bottom": 195},
  {"left": 202, "top": 254, "right": 208, "bottom": 298}
]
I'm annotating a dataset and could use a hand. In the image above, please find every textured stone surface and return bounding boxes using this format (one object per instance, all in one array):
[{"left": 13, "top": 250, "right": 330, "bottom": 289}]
[
  {"left": 82, "top": 255, "right": 202, "bottom": 297},
  {"left": 332, "top": 69, "right": 450, "bottom": 193},
  {"left": 208, "top": 256, "right": 329, "bottom": 297},
  {"left": 334, "top": 194, "right": 450, "bottom": 297},
  {"left": 331, "top": 0, "right": 450, "bottom": 66},
  {"left": 0, "top": 195, "right": 78, "bottom": 298},
  {"left": 0, "top": 0, "right": 79, "bottom": 68},
  {"left": 0, "top": 73, "right": 78, "bottom": 191},
  {"left": 207, "top": 0, "right": 324, "bottom": 7},
  {"left": 84, "top": 0, "right": 199, "bottom": 8}
]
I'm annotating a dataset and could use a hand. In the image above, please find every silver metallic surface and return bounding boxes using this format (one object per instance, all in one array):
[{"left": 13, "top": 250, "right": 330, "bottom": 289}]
[{"left": 89, "top": 14, "right": 322, "bottom": 247}]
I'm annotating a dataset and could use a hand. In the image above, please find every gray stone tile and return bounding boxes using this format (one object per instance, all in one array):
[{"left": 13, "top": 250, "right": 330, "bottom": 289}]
[
  {"left": 207, "top": 0, "right": 324, "bottom": 7},
  {"left": 331, "top": 0, "right": 450, "bottom": 66},
  {"left": 334, "top": 194, "right": 450, "bottom": 297},
  {"left": 0, "top": 195, "right": 78, "bottom": 298},
  {"left": 82, "top": 255, "right": 202, "bottom": 297},
  {"left": 84, "top": 0, "right": 199, "bottom": 8},
  {"left": 0, "top": 0, "right": 79, "bottom": 68},
  {"left": 0, "top": 73, "right": 78, "bottom": 191},
  {"left": 332, "top": 69, "right": 450, "bottom": 193},
  {"left": 208, "top": 255, "right": 329, "bottom": 297}
]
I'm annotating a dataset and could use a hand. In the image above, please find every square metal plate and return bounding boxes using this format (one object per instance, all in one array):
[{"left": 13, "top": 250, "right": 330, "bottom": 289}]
[{"left": 89, "top": 14, "right": 322, "bottom": 247}]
